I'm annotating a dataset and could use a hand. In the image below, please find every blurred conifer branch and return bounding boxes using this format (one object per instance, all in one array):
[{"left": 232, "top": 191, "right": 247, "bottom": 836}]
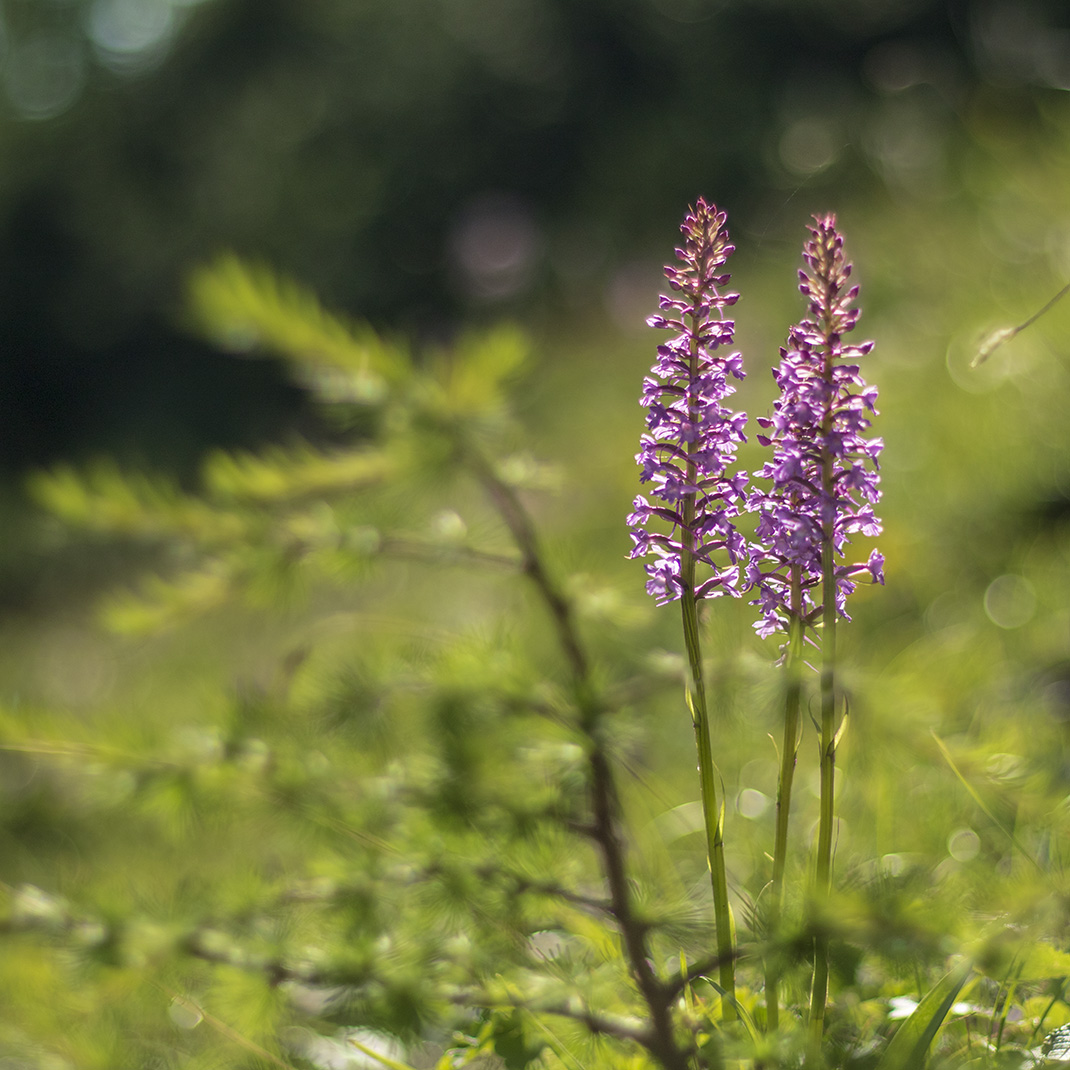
[
  {"left": 187, "top": 254, "right": 410, "bottom": 387},
  {"left": 12, "top": 255, "right": 719, "bottom": 1069}
]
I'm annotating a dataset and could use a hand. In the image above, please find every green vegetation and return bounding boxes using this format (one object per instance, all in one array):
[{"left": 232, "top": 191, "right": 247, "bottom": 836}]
[{"left": 3, "top": 33, "right": 1070, "bottom": 1070}]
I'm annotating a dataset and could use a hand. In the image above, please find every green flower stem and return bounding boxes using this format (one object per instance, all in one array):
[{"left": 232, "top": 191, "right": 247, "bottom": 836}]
[
  {"left": 678, "top": 298, "right": 737, "bottom": 1021},
  {"left": 681, "top": 583, "right": 737, "bottom": 1019},
  {"left": 808, "top": 426, "right": 840, "bottom": 1060},
  {"left": 678, "top": 472, "right": 736, "bottom": 1013},
  {"left": 765, "top": 584, "right": 804, "bottom": 1033}
]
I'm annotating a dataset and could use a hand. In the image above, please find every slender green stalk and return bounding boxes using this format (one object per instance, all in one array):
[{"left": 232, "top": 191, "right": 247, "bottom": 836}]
[
  {"left": 808, "top": 389, "right": 840, "bottom": 1060},
  {"left": 681, "top": 583, "right": 736, "bottom": 1018},
  {"left": 754, "top": 214, "right": 880, "bottom": 1057},
  {"left": 764, "top": 583, "right": 804, "bottom": 1032},
  {"left": 680, "top": 307, "right": 736, "bottom": 1020}
]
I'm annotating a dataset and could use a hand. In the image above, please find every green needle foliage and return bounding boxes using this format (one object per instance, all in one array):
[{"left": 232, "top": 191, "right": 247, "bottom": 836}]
[{"left": 15, "top": 257, "right": 727, "bottom": 1070}]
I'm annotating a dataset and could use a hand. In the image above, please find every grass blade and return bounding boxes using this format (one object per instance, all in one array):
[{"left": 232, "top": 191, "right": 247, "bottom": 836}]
[{"left": 875, "top": 962, "right": 972, "bottom": 1070}]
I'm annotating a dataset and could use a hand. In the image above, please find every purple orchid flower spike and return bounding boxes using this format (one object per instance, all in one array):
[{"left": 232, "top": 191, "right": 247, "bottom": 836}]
[
  {"left": 747, "top": 214, "right": 884, "bottom": 1042},
  {"left": 627, "top": 199, "right": 749, "bottom": 604},
  {"left": 627, "top": 198, "right": 746, "bottom": 1014},
  {"left": 747, "top": 214, "right": 884, "bottom": 642}
]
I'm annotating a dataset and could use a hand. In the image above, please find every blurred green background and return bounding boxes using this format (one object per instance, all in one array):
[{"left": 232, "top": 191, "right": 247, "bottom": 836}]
[{"left": 4, "top": 0, "right": 1070, "bottom": 1065}]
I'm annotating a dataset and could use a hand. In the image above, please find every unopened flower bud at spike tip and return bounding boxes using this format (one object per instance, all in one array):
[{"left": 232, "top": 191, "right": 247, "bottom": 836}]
[{"left": 628, "top": 199, "right": 749, "bottom": 603}]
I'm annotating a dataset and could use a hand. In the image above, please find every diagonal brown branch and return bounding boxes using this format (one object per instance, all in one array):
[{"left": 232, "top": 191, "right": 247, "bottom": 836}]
[{"left": 460, "top": 436, "right": 692, "bottom": 1070}]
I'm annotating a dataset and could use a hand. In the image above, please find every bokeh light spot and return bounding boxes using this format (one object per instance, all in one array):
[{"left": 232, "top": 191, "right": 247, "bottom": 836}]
[
  {"left": 947, "top": 827, "right": 980, "bottom": 862},
  {"left": 448, "top": 193, "right": 540, "bottom": 301},
  {"left": 168, "top": 997, "right": 203, "bottom": 1030},
  {"left": 86, "top": 0, "right": 175, "bottom": 73},
  {"left": 779, "top": 116, "right": 840, "bottom": 175},
  {"left": 3, "top": 34, "right": 86, "bottom": 120},
  {"left": 973, "top": 2, "right": 1070, "bottom": 89},
  {"left": 983, "top": 574, "right": 1036, "bottom": 630},
  {"left": 865, "top": 40, "right": 929, "bottom": 93},
  {"left": 863, "top": 101, "right": 944, "bottom": 193},
  {"left": 736, "top": 788, "right": 769, "bottom": 819},
  {"left": 880, "top": 853, "right": 905, "bottom": 876},
  {"left": 945, "top": 328, "right": 1015, "bottom": 393}
]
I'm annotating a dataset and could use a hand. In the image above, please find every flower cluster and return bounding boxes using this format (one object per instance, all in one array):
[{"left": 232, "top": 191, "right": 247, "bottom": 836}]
[
  {"left": 627, "top": 199, "right": 749, "bottom": 604},
  {"left": 746, "top": 215, "right": 884, "bottom": 639}
]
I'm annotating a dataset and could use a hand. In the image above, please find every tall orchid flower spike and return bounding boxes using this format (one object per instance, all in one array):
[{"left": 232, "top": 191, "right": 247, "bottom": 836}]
[
  {"left": 747, "top": 214, "right": 884, "bottom": 642},
  {"left": 628, "top": 198, "right": 749, "bottom": 604},
  {"left": 747, "top": 215, "right": 883, "bottom": 1047},
  {"left": 628, "top": 199, "right": 749, "bottom": 1018}
]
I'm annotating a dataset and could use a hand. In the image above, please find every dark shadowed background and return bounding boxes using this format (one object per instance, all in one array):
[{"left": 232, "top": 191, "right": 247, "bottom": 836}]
[{"left": 2, "top": 0, "right": 1067, "bottom": 471}]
